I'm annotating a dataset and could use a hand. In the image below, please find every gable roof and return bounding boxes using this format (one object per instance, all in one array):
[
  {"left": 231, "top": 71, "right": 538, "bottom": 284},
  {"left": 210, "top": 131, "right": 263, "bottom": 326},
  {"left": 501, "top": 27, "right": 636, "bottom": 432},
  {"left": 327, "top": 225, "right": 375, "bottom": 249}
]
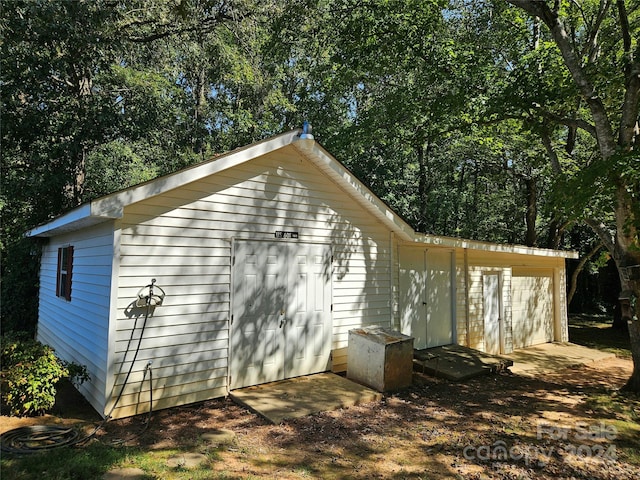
[{"left": 26, "top": 129, "right": 577, "bottom": 259}]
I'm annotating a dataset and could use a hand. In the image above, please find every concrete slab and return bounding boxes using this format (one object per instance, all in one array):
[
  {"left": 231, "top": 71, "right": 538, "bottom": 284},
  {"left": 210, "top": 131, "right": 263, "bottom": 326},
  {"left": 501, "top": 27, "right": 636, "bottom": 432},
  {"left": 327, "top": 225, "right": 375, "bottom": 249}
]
[
  {"left": 102, "top": 467, "right": 147, "bottom": 480},
  {"left": 230, "top": 372, "right": 382, "bottom": 424},
  {"left": 166, "top": 452, "right": 208, "bottom": 469},
  {"left": 201, "top": 428, "right": 236, "bottom": 447},
  {"left": 414, "top": 344, "right": 513, "bottom": 381},
  {"left": 503, "top": 342, "right": 616, "bottom": 376}
]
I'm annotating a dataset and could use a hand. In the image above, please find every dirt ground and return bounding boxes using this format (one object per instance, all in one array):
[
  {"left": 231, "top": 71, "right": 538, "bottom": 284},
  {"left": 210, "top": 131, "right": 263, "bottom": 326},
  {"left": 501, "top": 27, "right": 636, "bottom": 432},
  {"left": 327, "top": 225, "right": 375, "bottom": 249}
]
[{"left": 2, "top": 356, "right": 639, "bottom": 479}]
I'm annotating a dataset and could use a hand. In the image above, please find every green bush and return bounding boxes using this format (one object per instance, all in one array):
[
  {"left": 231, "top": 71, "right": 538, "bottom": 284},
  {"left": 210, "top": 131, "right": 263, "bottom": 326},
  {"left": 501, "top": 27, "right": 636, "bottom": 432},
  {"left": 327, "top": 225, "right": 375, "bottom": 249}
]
[{"left": 1, "top": 333, "right": 90, "bottom": 416}]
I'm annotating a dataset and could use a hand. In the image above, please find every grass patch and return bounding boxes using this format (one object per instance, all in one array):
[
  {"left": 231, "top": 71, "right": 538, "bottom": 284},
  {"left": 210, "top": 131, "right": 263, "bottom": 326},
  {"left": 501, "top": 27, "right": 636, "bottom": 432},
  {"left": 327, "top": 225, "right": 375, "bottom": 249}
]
[
  {"left": 569, "top": 314, "right": 632, "bottom": 358},
  {"left": 1, "top": 443, "right": 145, "bottom": 480},
  {"left": 0, "top": 443, "right": 233, "bottom": 480},
  {"left": 582, "top": 389, "right": 640, "bottom": 464},
  {"left": 584, "top": 393, "right": 640, "bottom": 421}
]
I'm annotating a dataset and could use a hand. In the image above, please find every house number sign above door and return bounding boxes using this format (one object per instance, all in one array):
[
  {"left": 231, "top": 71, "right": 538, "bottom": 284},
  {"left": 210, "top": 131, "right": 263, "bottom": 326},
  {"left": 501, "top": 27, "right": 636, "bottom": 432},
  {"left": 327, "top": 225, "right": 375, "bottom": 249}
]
[{"left": 275, "top": 231, "right": 299, "bottom": 239}]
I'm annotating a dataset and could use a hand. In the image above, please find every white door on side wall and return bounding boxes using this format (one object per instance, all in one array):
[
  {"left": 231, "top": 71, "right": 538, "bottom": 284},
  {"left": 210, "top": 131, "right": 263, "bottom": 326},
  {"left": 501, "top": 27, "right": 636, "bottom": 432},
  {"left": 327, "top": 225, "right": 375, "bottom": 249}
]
[
  {"left": 400, "top": 247, "right": 454, "bottom": 350},
  {"left": 511, "top": 271, "right": 554, "bottom": 349},
  {"left": 230, "top": 241, "right": 332, "bottom": 390},
  {"left": 483, "top": 273, "right": 502, "bottom": 354}
]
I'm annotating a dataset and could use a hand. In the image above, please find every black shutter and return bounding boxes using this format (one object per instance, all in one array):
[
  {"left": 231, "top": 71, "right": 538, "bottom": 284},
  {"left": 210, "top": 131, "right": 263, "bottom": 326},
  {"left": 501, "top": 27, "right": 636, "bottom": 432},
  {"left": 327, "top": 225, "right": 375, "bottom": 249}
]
[
  {"left": 65, "top": 246, "right": 73, "bottom": 301},
  {"left": 56, "top": 247, "right": 63, "bottom": 297}
]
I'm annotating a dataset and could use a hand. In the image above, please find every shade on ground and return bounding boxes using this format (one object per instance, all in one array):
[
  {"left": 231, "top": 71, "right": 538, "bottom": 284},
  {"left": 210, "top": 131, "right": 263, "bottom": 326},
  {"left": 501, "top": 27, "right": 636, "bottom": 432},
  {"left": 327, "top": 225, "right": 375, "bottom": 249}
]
[
  {"left": 229, "top": 343, "right": 613, "bottom": 424},
  {"left": 503, "top": 342, "right": 616, "bottom": 375}
]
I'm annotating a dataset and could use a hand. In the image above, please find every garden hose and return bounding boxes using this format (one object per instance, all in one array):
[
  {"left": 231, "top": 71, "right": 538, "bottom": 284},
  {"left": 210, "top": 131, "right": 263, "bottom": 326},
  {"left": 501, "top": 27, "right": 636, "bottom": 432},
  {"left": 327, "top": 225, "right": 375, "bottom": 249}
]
[
  {"left": 1, "top": 281, "right": 159, "bottom": 455},
  {"left": 0, "top": 361, "right": 153, "bottom": 454},
  {"left": 108, "top": 362, "right": 153, "bottom": 446},
  {"left": 0, "top": 426, "right": 79, "bottom": 454}
]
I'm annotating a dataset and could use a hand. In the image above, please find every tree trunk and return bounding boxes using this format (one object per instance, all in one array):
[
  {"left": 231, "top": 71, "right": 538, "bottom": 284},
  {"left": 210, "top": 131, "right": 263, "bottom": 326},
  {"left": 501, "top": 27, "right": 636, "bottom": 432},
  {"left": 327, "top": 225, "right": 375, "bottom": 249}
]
[
  {"left": 567, "top": 242, "right": 603, "bottom": 306},
  {"left": 74, "top": 145, "right": 86, "bottom": 205},
  {"left": 453, "top": 162, "right": 466, "bottom": 235},
  {"left": 546, "top": 217, "right": 570, "bottom": 249},
  {"left": 508, "top": 0, "right": 640, "bottom": 392},
  {"left": 623, "top": 284, "right": 640, "bottom": 391},
  {"left": 416, "top": 140, "right": 430, "bottom": 232},
  {"left": 194, "top": 65, "right": 206, "bottom": 158},
  {"left": 524, "top": 176, "right": 537, "bottom": 247}
]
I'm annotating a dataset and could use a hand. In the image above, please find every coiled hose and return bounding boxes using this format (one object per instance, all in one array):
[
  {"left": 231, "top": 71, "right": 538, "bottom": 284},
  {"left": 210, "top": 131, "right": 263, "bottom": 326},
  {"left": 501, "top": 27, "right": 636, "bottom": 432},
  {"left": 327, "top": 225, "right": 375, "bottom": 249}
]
[
  {"left": 0, "top": 426, "right": 79, "bottom": 454},
  {"left": 0, "top": 362, "right": 153, "bottom": 454},
  {"left": 1, "top": 288, "right": 157, "bottom": 455}
]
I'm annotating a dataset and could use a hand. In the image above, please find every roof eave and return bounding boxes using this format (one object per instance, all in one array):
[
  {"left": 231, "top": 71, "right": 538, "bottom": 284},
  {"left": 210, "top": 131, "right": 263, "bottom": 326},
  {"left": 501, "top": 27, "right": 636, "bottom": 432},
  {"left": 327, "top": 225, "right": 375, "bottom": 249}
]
[
  {"left": 290, "top": 137, "right": 579, "bottom": 260},
  {"left": 292, "top": 137, "right": 416, "bottom": 242},
  {"left": 412, "top": 233, "right": 579, "bottom": 259},
  {"left": 91, "top": 130, "right": 302, "bottom": 218},
  {"left": 26, "top": 130, "right": 303, "bottom": 237},
  {"left": 26, "top": 203, "right": 119, "bottom": 238}
]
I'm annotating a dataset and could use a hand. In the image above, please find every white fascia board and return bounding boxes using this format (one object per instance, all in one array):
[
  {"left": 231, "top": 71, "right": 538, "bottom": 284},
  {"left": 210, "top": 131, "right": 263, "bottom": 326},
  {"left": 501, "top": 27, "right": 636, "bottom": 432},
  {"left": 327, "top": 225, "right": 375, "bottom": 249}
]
[
  {"left": 290, "top": 138, "right": 577, "bottom": 259},
  {"left": 413, "top": 233, "right": 579, "bottom": 259},
  {"left": 292, "top": 137, "right": 416, "bottom": 241},
  {"left": 28, "top": 131, "right": 301, "bottom": 237},
  {"left": 26, "top": 204, "right": 95, "bottom": 237},
  {"left": 91, "top": 130, "right": 302, "bottom": 217}
]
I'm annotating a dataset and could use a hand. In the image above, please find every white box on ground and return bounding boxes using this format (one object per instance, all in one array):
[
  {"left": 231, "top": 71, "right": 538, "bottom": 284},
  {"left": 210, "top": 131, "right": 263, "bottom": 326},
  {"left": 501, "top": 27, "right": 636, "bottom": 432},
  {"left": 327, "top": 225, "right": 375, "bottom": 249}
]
[{"left": 347, "top": 326, "right": 414, "bottom": 392}]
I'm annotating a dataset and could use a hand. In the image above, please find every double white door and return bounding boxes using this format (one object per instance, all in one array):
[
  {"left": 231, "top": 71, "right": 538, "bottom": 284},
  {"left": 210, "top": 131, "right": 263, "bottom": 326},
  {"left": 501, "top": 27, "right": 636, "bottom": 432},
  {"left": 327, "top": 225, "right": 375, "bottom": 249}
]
[
  {"left": 230, "top": 241, "right": 332, "bottom": 389},
  {"left": 400, "top": 248, "right": 454, "bottom": 350}
]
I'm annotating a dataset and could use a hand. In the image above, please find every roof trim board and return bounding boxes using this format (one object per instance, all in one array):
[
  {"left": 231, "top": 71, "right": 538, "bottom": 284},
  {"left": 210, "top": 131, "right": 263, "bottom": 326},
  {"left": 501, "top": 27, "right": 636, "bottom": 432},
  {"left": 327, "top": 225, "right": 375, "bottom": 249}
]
[
  {"left": 409, "top": 235, "right": 578, "bottom": 258},
  {"left": 25, "top": 130, "right": 578, "bottom": 259},
  {"left": 26, "top": 203, "right": 114, "bottom": 237},
  {"left": 26, "top": 131, "right": 300, "bottom": 237},
  {"left": 292, "top": 138, "right": 416, "bottom": 242}
]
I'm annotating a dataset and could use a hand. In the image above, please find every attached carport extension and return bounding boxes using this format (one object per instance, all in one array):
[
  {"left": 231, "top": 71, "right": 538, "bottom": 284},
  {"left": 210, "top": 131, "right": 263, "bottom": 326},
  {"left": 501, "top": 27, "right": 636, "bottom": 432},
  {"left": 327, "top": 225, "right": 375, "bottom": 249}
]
[{"left": 398, "top": 239, "right": 577, "bottom": 357}]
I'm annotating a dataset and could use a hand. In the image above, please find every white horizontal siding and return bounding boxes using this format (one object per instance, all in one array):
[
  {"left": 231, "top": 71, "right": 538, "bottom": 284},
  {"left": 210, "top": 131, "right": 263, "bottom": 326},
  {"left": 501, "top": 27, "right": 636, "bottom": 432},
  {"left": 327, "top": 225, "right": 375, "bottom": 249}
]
[
  {"left": 112, "top": 347, "right": 228, "bottom": 379},
  {"left": 109, "top": 145, "right": 393, "bottom": 417},
  {"left": 37, "top": 222, "right": 114, "bottom": 414},
  {"left": 113, "top": 321, "right": 227, "bottom": 342}
]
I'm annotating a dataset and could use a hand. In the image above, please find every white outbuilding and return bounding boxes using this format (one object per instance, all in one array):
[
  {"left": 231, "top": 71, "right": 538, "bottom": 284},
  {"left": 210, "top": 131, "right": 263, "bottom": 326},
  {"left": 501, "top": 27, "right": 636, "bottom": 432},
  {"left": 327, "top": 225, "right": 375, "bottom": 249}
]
[{"left": 27, "top": 129, "right": 577, "bottom": 418}]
